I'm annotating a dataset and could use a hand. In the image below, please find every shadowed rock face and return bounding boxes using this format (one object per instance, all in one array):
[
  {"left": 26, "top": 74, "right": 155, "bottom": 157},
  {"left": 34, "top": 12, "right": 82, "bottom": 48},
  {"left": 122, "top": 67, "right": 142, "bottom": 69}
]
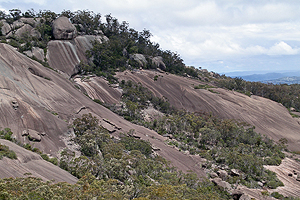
[
  {"left": 116, "top": 70, "right": 300, "bottom": 152},
  {"left": 0, "top": 43, "right": 206, "bottom": 179}
]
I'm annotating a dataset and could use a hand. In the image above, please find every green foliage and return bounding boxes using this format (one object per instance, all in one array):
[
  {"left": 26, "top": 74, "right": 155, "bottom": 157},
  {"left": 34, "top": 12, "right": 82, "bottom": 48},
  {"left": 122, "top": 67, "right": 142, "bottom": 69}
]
[
  {"left": 68, "top": 10, "right": 101, "bottom": 35},
  {"left": 0, "top": 144, "right": 17, "bottom": 160},
  {"left": 145, "top": 110, "right": 285, "bottom": 188},
  {"left": 0, "top": 128, "right": 14, "bottom": 141},
  {"left": 120, "top": 135, "right": 152, "bottom": 156},
  {"left": 56, "top": 114, "right": 231, "bottom": 199}
]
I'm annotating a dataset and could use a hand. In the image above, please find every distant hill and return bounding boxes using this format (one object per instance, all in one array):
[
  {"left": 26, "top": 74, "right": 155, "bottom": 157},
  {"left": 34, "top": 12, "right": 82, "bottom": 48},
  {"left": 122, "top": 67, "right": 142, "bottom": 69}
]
[
  {"left": 226, "top": 71, "right": 300, "bottom": 82},
  {"left": 262, "top": 76, "right": 300, "bottom": 85}
]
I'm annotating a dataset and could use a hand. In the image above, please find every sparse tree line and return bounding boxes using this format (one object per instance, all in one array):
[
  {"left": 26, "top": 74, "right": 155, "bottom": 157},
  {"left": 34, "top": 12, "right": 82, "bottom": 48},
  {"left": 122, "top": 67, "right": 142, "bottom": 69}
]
[
  {"left": 0, "top": 8, "right": 201, "bottom": 84},
  {"left": 217, "top": 76, "right": 300, "bottom": 112}
]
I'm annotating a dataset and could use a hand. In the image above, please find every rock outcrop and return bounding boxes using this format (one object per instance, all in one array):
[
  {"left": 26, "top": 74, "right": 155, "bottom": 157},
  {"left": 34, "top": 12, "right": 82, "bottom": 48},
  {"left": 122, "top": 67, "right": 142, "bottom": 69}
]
[
  {"left": 130, "top": 54, "right": 147, "bottom": 67},
  {"left": 52, "top": 16, "right": 77, "bottom": 40},
  {"left": 152, "top": 56, "right": 166, "bottom": 70},
  {"left": 0, "top": 20, "right": 11, "bottom": 35},
  {"left": 24, "top": 47, "right": 45, "bottom": 61},
  {"left": 47, "top": 35, "right": 107, "bottom": 77}
]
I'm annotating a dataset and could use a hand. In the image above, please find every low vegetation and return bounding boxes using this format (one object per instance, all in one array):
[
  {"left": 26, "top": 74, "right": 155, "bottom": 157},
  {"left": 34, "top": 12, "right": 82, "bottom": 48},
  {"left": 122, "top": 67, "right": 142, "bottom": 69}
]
[
  {"left": 144, "top": 111, "right": 285, "bottom": 189},
  {"left": 56, "top": 113, "right": 231, "bottom": 199}
]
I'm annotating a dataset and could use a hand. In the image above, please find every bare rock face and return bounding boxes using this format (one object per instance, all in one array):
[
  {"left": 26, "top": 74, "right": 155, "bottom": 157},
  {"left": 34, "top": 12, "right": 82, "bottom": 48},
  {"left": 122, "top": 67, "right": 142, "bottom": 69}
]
[
  {"left": 217, "top": 169, "right": 228, "bottom": 180},
  {"left": 0, "top": 20, "right": 11, "bottom": 35},
  {"left": 230, "top": 169, "right": 240, "bottom": 176},
  {"left": 116, "top": 70, "right": 300, "bottom": 152},
  {"left": 152, "top": 56, "right": 166, "bottom": 71},
  {"left": 0, "top": 43, "right": 207, "bottom": 180},
  {"left": 52, "top": 16, "right": 77, "bottom": 40}
]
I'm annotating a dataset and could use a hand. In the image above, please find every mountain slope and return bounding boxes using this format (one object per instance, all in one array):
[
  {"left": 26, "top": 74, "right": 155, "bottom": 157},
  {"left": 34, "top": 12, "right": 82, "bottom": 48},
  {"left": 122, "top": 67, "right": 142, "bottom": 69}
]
[
  {"left": 0, "top": 43, "right": 206, "bottom": 177},
  {"left": 114, "top": 70, "right": 300, "bottom": 152}
]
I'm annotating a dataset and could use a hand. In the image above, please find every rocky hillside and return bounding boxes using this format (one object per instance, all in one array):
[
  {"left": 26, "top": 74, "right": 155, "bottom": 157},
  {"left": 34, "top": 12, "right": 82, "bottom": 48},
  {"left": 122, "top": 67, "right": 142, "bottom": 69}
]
[{"left": 0, "top": 10, "right": 300, "bottom": 199}]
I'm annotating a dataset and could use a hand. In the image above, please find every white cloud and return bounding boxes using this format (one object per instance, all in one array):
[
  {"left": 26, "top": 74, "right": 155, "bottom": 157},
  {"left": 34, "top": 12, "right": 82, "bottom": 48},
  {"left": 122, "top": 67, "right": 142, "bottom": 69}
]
[{"left": 268, "top": 41, "right": 299, "bottom": 55}]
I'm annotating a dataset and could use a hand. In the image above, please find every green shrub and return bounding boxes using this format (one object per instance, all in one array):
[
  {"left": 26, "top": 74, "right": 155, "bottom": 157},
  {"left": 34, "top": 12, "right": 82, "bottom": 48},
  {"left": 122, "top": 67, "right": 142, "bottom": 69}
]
[{"left": 0, "top": 144, "right": 17, "bottom": 159}]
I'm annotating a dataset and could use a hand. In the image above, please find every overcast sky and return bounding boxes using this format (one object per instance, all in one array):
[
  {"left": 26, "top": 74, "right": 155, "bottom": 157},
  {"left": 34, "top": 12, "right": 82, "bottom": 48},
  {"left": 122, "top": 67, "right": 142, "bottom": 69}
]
[{"left": 1, "top": 0, "right": 300, "bottom": 74}]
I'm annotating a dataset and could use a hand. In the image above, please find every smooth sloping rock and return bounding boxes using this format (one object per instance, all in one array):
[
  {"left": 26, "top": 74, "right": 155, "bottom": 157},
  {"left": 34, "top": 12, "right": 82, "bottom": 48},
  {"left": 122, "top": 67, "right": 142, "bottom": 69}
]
[
  {"left": 52, "top": 16, "right": 76, "bottom": 40},
  {"left": 74, "top": 76, "right": 122, "bottom": 104},
  {"left": 47, "top": 40, "right": 81, "bottom": 76},
  {"left": 0, "top": 139, "right": 78, "bottom": 183}
]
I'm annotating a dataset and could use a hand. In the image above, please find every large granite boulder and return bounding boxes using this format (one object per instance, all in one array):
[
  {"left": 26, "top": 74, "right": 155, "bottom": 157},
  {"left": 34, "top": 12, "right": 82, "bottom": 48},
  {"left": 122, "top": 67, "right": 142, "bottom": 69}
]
[
  {"left": 1, "top": 20, "right": 11, "bottom": 35},
  {"left": 130, "top": 54, "right": 147, "bottom": 67},
  {"left": 152, "top": 56, "right": 166, "bottom": 71},
  {"left": 14, "top": 24, "right": 33, "bottom": 38},
  {"left": 20, "top": 17, "right": 41, "bottom": 27},
  {"left": 11, "top": 20, "right": 24, "bottom": 30},
  {"left": 52, "top": 16, "right": 77, "bottom": 40},
  {"left": 24, "top": 47, "right": 45, "bottom": 61}
]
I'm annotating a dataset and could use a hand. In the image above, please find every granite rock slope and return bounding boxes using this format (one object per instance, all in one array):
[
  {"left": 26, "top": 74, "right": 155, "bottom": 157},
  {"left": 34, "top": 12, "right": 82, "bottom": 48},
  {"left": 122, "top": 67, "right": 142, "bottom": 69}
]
[{"left": 115, "top": 70, "right": 300, "bottom": 152}]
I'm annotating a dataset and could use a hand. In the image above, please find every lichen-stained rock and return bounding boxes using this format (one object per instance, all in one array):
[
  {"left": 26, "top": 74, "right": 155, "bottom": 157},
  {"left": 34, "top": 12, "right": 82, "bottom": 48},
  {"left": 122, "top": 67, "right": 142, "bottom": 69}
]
[
  {"left": 52, "top": 16, "right": 77, "bottom": 40},
  {"left": 47, "top": 40, "right": 81, "bottom": 76}
]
